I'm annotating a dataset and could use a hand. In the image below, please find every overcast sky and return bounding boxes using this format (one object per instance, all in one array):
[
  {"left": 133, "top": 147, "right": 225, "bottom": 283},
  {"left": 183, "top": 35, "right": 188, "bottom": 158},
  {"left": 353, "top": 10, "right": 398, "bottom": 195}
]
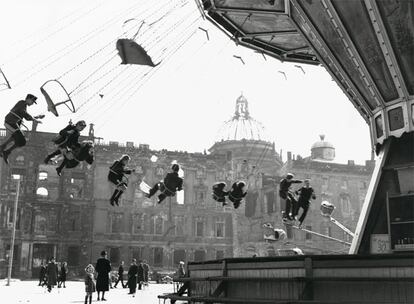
[{"left": 0, "top": 0, "right": 372, "bottom": 164}]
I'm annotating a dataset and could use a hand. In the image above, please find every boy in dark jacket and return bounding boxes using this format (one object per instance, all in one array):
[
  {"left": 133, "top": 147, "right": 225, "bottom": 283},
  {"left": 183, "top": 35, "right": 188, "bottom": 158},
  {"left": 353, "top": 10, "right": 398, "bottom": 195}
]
[
  {"left": 44, "top": 120, "right": 87, "bottom": 172},
  {"left": 1, "top": 94, "right": 43, "bottom": 164},
  {"left": 228, "top": 181, "right": 247, "bottom": 209},
  {"left": 293, "top": 179, "right": 316, "bottom": 228},
  {"left": 54, "top": 140, "right": 94, "bottom": 175},
  {"left": 212, "top": 182, "right": 229, "bottom": 206},
  {"left": 108, "top": 154, "right": 135, "bottom": 206},
  {"left": 279, "top": 173, "right": 302, "bottom": 220},
  {"left": 147, "top": 164, "right": 183, "bottom": 204}
]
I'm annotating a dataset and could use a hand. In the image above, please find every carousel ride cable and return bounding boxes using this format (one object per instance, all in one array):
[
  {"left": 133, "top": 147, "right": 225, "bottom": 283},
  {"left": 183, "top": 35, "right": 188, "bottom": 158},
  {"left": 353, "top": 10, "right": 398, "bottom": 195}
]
[
  {"left": 14, "top": 0, "right": 181, "bottom": 89},
  {"left": 30, "top": 1, "right": 182, "bottom": 118},
  {"left": 72, "top": 5, "right": 199, "bottom": 121},
  {"left": 68, "top": 3, "right": 195, "bottom": 120},
  {"left": 59, "top": 0, "right": 186, "bottom": 94},
  {"left": 95, "top": 16, "right": 202, "bottom": 131},
  {"left": 93, "top": 15, "right": 202, "bottom": 126},
  {"left": 12, "top": 0, "right": 165, "bottom": 87},
  {"left": 0, "top": 0, "right": 107, "bottom": 66}
]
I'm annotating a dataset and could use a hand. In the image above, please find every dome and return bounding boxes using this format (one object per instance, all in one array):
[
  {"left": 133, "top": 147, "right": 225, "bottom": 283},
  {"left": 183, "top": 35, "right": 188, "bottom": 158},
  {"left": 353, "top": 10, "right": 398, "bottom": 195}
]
[
  {"left": 311, "top": 134, "right": 335, "bottom": 149},
  {"left": 216, "top": 94, "right": 268, "bottom": 141},
  {"left": 311, "top": 135, "right": 335, "bottom": 161}
]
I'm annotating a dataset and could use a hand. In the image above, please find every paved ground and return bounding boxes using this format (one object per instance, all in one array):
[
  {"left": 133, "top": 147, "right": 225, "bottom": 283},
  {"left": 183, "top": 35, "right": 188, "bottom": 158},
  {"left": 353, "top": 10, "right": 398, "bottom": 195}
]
[{"left": 0, "top": 280, "right": 181, "bottom": 304}]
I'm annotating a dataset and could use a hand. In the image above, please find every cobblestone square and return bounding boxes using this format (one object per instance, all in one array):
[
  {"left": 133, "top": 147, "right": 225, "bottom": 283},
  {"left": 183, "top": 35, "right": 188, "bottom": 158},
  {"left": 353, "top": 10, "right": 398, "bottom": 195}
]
[{"left": 0, "top": 280, "right": 179, "bottom": 304}]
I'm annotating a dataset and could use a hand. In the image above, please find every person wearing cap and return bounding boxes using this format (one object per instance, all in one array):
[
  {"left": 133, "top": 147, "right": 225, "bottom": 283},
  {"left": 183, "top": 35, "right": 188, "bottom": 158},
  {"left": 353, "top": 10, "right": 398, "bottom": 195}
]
[
  {"left": 44, "top": 120, "right": 87, "bottom": 173},
  {"left": 293, "top": 179, "right": 316, "bottom": 228},
  {"left": 108, "top": 154, "right": 135, "bottom": 206},
  {"left": 146, "top": 163, "right": 183, "bottom": 204},
  {"left": 279, "top": 173, "right": 302, "bottom": 221},
  {"left": 0, "top": 94, "right": 43, "bottom": 164},
  {"left": 95, "top": 250, "right": 111, "bottom": 301}
]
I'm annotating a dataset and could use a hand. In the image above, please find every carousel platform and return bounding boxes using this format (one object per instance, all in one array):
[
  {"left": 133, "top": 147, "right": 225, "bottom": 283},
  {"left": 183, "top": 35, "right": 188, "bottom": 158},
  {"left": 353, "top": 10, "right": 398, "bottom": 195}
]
[{"left": 159, "top": 254, "right": 414, "bottom": 304}]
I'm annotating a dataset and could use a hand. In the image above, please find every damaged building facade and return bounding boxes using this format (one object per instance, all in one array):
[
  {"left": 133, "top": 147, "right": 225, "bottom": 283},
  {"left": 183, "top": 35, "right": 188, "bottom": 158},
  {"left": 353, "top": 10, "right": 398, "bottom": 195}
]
[{"left": 0, "top": 95, "right": 373, "bottom": 279}]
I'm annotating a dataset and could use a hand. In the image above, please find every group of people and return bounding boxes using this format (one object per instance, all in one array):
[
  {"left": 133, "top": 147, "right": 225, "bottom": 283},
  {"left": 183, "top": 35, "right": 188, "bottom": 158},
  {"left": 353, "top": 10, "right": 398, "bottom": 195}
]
[
  {"left": 107, "top": 156, "right": 184, "bottom": 206},
  {"left": 279, "top": 173, "right": 316, "bottom": 228},
  {"left": 212, "top": 180, "right": 248, "bottom": 209},
  {"left": 0, "top": 94, "right": 94, "bottom": 174},
  {"left": 0, "top": 94, "right": 187, "bottom": 207},
  {"left": 38, "top": 257, "right": 68, "bottom": 292},
  {"left": 83, "top": 250, "right": 152, "bottom": 303}
]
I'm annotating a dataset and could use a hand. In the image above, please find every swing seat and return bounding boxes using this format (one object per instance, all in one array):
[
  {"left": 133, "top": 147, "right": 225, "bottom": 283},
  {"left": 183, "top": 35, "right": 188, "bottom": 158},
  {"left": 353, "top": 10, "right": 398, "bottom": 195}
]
[
  {"left": 320, "top": 201, "right": 335, "bottom": 217},
  {"left": 116, "top": 39, "right": 160, "bottom": 67},
  {"left": 274, "top": 228, "right": 287, "bottom": 241},
  {"left": 40, "top": 80, "right": 76, "bottom": 117},
  {"left": 139, "top": 181, "right": 151, "bottom": 194},
  {"left": 41, "top": 87, "right": 59, "bottom": 116},
  {"left": 264, "top": 234, "right": 276, "bottom": 242}
]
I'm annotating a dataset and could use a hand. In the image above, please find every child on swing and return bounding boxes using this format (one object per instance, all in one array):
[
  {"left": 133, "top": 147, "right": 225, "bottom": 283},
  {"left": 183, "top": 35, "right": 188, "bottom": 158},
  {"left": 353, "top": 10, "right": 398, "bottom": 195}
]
[
  {"left": 108, "top": 154, "right": 135, "bottom": 206},
  {"left": 1, "top": 94, "right": 44, "bottom": 164},
  {"left": 228, "top": 181, "right": 247, "bottom": 209},
  {"left": 44, "top": 120, "right": 87, "bottom": 175},
  {"left": 212, "top": 182, "right": 229, "bottom": 206},
  {"left": 146, "top": 164, "right": 183, "bottom": 204},
  {"left": 54, "top": 140, "right": 95, "bottom": 174}
]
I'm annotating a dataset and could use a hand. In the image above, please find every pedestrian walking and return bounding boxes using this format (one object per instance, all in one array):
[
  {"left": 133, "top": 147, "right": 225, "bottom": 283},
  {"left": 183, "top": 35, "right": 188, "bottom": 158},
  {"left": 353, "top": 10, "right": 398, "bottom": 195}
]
[
  {"left": 84, "top": 264, "right": 96, "bottom": 304},
  {"left": 46, "top": 257, "right": 58, "bottom": 292},
  {"left": 114, "top": 261, "right": 125, "bottom": 288},
  {"left": 58, "top": 261, "right": 68, "bottom": 288},
  {"left": 137, "top": 260, "right": 145, "bottom": 290},
  {"left": 95, "top": 250, "right": 111, "bottom": 301},
  {"left": 127, "top": 259, "right": 138, "bottom": 296},
  {"left": 38, "top": 261, "right": 47, "bottom": 287},
  {"left": 142, "top": 260, "right": 150, "bottom": 287}
]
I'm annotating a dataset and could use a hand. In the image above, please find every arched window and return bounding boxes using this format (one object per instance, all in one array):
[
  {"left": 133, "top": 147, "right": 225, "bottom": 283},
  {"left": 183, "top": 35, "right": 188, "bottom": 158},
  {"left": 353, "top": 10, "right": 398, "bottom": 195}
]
[
  {"left": 36, "top": 187, "right": 48, "bottom": 197},
  {"left": 38, "top": 171, "right": 48, "bottom": 181},
  {"left": 176, "top": 190, "right": 184, "bottom": 205},
  {"left": 340, "top": 195, "right": 352, "bottom": 217},
  {"left": 16, "top": 155, "right": 25, "bottom": 162}
]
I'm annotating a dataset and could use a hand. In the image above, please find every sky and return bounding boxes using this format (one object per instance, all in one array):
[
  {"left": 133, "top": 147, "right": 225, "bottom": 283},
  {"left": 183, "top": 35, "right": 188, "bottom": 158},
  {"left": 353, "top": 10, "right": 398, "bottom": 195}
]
[{"left": 0, "top": 0, "right": 372, "bottom": 165}]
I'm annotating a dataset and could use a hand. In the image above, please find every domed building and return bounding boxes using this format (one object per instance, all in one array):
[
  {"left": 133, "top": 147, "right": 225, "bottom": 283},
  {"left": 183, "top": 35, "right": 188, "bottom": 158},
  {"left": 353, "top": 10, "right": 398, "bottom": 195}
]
[
  {"left": 311, "top": 134, "right": 335, "bottom": 161},
  {"left": 208, "top": 94, "right": 283, "bottom": 257},
  {"left": 209, "top": 94, "right": 282, "bottom": 178}
]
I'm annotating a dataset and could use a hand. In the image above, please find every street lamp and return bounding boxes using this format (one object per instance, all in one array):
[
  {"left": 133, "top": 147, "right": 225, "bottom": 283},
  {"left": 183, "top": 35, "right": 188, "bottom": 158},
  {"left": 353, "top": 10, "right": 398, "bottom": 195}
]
[
  {"left": 6, "top": 174, "right": 21, "bottom": 286},
  {"left": 320, "top": 201, "right": 355, "bottom": 238}
]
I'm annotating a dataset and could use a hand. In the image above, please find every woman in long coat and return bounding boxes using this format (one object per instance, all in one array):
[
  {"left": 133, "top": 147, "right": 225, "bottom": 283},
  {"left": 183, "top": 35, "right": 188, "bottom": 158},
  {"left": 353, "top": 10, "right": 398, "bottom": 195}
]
[
  {"left": 127, "top": 259, "right": 138, "bottom": 295},
  {"left": 95, "top": 251, "right": 111, "bottom": 301},
  {"left": 46, "top": 257, "right": 58, "bottom": 292}
]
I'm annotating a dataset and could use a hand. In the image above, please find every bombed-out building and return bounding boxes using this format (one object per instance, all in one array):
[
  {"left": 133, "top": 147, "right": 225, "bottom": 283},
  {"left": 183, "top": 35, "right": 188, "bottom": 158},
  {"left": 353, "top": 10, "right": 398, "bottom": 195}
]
[{"left": 0, "top": 94, "right": 373, "bottom": 279}]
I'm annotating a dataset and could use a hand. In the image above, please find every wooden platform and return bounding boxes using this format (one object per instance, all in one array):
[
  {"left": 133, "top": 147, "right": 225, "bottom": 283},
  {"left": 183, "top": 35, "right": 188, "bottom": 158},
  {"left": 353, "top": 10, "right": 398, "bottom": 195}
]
[{"left": 159, "top": 254, "right": 414, "bottom": 304}]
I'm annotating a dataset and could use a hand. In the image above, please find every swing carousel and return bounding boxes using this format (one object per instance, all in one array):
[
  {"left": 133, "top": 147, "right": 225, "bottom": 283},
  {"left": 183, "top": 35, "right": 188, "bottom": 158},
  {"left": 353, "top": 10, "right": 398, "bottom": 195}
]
[{"left": 158, "top": 1, "right": 414, "bottom": 303}]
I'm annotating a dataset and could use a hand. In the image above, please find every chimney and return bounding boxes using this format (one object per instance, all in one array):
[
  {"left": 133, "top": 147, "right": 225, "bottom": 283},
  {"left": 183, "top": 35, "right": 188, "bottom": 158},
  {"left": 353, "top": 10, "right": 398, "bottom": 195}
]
[
  {"left": 32, "top": 120, "right": 38, "bottom": 132},
  {"left": 287, "top": 151, "right": 292, "bottom": 162},
  {"left": 88, "top": 123, "right": 95, "bottom": 138}
]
